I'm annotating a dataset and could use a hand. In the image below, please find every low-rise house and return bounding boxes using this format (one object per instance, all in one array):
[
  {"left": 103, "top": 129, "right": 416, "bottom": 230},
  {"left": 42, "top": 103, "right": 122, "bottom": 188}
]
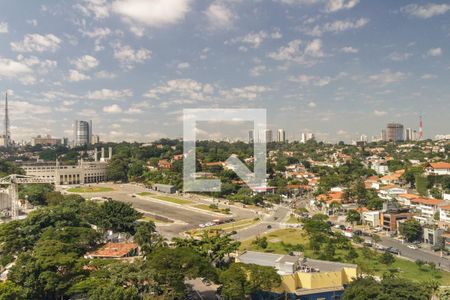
[
  {"left": 85, "top": 242, "right": 139, "bottom": 259},
  {"left": 153, "top": 183, "right": 177, "bottom": 194},
  {"left": 236, "top": 251, "right": 359, "bottom": 299},
  {"left": 158, "top": 159, "right": 172, "bottom": 169},
  {"left": 410, "top": 198, "right": 445, "bottom": 221},
  {"left": 362, "top": 211, "right": 381, "bottom": 227},
  {"left": 425, "top": 162, "right": 450, "bottom": 176},
  {"left": 397, "top": 193, "right": 419, "bottom": 206},
  {"left": 378, "top": 186, "right": 407, "bottom": 200}
]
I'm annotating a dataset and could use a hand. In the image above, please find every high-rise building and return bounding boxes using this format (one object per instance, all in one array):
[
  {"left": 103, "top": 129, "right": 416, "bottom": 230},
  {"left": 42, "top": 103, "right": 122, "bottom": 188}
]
[
  {"left": 381, "top": 129, "right": 387, "bottom": 141},
  {"left": 91, "top": 134, "right": 100, "bottom": 144},
  {"left": 265, "top": 130, "right": 272, "bottom": 143},
  {"left": 248, "top": 130, "right": 254, "bottom": 143},
  {"left": 300, "top": 132, "right": 315, "bottom": 143},
  {"left": 405, "top": 128, "right": 413, "bottom": 141},
  {"left": 386, "top": 123, "right": 404, "bottom": 142},
  {"left": 277, "top": 129, "right": 286, "bottom": 143},
  {"left": 73, "top": 120, "right": 92, "bottom": 146},
  {"left": 0, "top": 92, "right": 11, "bottom": 148}
]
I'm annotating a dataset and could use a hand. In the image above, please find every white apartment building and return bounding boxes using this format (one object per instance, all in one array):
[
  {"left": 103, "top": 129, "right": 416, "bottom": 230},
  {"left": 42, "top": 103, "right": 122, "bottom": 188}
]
[{"left": 439, "top": 205, "right": 450, "bottom": 223}]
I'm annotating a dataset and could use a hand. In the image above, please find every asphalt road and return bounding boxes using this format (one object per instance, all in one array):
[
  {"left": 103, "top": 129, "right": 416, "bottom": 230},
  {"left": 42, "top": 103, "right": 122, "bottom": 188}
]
[
  {"left": 61, "top": 183, "right": 257, "bottom": 238},
  {"left": 232, "top": 206, "right": 291, "bottom": 241},
  {"left": 378, "top": 236, "right": 450, "bottom": 271}
]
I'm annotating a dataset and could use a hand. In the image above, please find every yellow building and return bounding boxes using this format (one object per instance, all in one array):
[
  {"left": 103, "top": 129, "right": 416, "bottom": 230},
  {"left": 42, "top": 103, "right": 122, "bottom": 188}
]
[{"left": 236, "top": 251, "right": 359, "bottom": 299}]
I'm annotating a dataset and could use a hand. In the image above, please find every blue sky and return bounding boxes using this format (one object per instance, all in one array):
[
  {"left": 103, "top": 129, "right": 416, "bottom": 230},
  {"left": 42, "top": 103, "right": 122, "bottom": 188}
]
[{"left": 0, "top": 0, "right": 449, "bottom": 143}]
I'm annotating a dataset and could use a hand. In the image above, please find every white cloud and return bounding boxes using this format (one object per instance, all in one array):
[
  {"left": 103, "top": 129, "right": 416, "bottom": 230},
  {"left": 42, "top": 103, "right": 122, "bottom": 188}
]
[
  {"left": 74, "top": 0, "right": 110, "bottom": 19},
  {"left": 103, "top": 104, "right": 123, "bottom": 114},
  {"left": 325, "top": 0, "right": 359, "bottom": 13},
  {"left": 401, "top": 3, "right": 450, "bottom": 19},
  {"left": 0, "top": 58, "right": 33, "bottom": 82},
  {"left": 277, "top": 0, "right": 321, "bottom": 5},
  {"left": 289, "top": 74, "right": 332, "bottom": 86},
  {"left": 369, "top": 69, "right": 407, "bottom": 84},
  {"left": 340, "top": 46, "right": 358, "bottom": 53},
  {"left": 27, "top": 19, "right": 38, "bottom": 27},
  {"left": 249, "top": 65, "right": 268, "bottom": 77},
  {"left": 112, "top": 43, "right": 151, "bottom": 69},
  {"left": 389, "top": 52, "right": 412, "bottom": 61},
  {"left": 95, "top": 71, "right": 117, "bottom": 79},
  {"left": 177, "top": 62, "right": 190, "bottom": 69},
  {"left": 302, "top": 18, "right": 369, "bottom": 36},
  {"left": 268, "top": 39, "right": 324, "bottom": 65},
  {"left": 220, "top": 85, "right": 272, "bottom": 100},
  {"left": 112, "top": 0, "right": 191, "bottom": 27},
  {"left": 308, "top": 101, "right": 317, "bottom": 108},
  {"left": 205, "top": 1, "right": 236, "bottom": 29},
  {"left": 426, "top": 47, "right": 442, "bottom": 57},
  {"left": 87, "top": 89, "right": 133, "bottom": 100},
  {"left": 71, "top": 55, "right": 99, "bottom": 71},
  {"left": 228, "top": 30, "right": 283, "bottom": 49},
  {"left": 0, "top": 22, "right": 8, "bottom": 33},
  {"left": 373, "top": 110, "right": 387, "bottom": 116},
  {"left": 421, "top": 74, "right": 436, "bottom": 80},
  {"left": 11, "top": 33, "right": 62, "bottom": 53},
  {"left": 144, "top": 78, "right": 214, "bottom": 103},
  {"left": 67, "top": 69, "right": 90, "bottom": 82}
]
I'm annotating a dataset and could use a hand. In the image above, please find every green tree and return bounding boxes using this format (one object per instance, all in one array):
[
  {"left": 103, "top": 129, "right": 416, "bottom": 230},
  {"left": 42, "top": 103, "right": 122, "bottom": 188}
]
[
  {"left": 19, "top": 183, "right": 54, "bottom": 206},
  {"left": 415, "top": 175, "right": 429, "bottom": 197},
  {"left": 379, "top": 251, "right": 395, "bottom": 265},
  {"left": 399, "top": 219, "right": 423, "bottom": 242},
  {"left": 96, "top": 200, "right": 143, "bottom": 234},
  {"left": 346, "top": 209, "right": 361, "bottom": 224},
  {"left": 106, "top": 155, "right": 130, "bottom": 182},
  {"left": 134, "top": 221, "right": 158, "bottom": 256},
  {"left": 0, "top": 281, "right": 25, "bottom": 300}
]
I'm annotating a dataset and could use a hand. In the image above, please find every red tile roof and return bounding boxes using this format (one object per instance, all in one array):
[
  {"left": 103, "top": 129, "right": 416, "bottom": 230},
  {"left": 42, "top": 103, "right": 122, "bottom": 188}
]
[
  {"left": 430, "top": 162, "right": 450, "bottom": 169},
  {"left": 87, "top": 242, "right": 138, "bottom": 258},
  {"left": 411, "top": 198, "right": 444, "bottom": 206}
]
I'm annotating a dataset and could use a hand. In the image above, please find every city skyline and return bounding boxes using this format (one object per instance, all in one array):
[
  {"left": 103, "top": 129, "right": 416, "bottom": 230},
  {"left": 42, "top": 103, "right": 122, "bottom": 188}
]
[{"left": 0, "top": 1, "right": 449, "bottom": 142}]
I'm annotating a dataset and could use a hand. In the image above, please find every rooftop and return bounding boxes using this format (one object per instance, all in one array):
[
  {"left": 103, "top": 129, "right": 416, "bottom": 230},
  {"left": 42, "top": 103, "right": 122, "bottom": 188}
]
[{"left": 86, "top": 242, "right": 138, "bottom": 258}]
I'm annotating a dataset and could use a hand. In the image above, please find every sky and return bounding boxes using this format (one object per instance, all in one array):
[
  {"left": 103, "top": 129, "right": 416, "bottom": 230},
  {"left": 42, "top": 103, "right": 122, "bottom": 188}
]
[{"left": 0, "top": 0, "right": 449, "bottom": 143}]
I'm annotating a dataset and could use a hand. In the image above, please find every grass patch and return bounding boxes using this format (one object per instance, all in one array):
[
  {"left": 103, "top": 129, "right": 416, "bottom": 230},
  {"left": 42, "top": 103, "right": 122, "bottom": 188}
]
[
  {"left": 209, "top": 218, "right": 260, "bottom": 232},
  {"left": 286, "top": 215, "right": 301, "bottom": 224},
  {"left": 139, "top": 215, "right": 169, "bottom": 224},
  {"left": 152, "top": 195, "right": 192, "bottom": 205},
  {"left": 137, "top": 192, "right": 154, "bottom": 196},
  {"left": 67, "top": 186, "right": 113, "bottom": 193},
  {"left": 239, "top": 228, "right": 450, "bottom": 285},
  {"left": 194, "top": 204, "right": 231, "bottom": 214}
]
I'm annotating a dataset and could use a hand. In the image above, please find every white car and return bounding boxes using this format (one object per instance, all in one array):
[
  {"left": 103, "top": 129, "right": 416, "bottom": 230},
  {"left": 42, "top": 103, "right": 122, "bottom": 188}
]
[
  {"left": 407, "top": 244, "right": 418, "bottom": 250},
  {"left": 199, "top": 224, "right": 206, "bottom": 228}
]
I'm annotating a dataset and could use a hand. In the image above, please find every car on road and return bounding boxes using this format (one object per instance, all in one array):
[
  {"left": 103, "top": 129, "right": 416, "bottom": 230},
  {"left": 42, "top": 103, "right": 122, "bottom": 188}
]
[
  {"left": 387, "top": 247, "right": 401, "bottom": 255},
  {"left": 407, "top": 244, "right": 418, "bottom": 250}
]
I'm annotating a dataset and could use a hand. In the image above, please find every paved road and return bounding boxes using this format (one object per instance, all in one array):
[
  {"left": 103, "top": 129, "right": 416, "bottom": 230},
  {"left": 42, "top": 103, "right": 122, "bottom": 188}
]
[
  {"left": 378, "top": 236, "right": 450, "bottom": 271},
  {"left": 61, "top": 183, "right": 257, "bottom": 239},
  {"left": 232, "top": 206, "right": 291, "bottom": 241}
]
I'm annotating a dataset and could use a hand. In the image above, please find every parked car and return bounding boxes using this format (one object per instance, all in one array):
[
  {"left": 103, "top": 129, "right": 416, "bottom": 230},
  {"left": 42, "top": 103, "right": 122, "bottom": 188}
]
[
  {"left": 339, "top": 225, "right": 346, "bottom": 230},
  {"left": 407, "top": 244, "right": 418, "bottom": 250}
]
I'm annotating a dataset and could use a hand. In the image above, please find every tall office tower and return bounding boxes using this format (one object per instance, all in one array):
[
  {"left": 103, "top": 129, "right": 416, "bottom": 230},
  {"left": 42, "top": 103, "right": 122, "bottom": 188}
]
[
  {"left": 300, "top": 132, "right": 306, "bottom": 143},
  {"left": 301, "top": 132, "right": 314, "bottom": 143},
  {"left": 0, "top": 92, "right": 11, "bottom": 148},
  {"left": 386, "top": 123, "right": 404, "bottom": 142},
  {"left": 265, "top": 130, "right": 272, "bottom": 143},
  {"left": 381, "top": 129, "right": 387, "bottom": 141},
  {"left": 248, "top": 130, "right": 254, "bottom": 143},
  {"left": 73, "top": 120, "right": 92, "bottom": 146},
  {"left": 418, "top": 115, "right": 423, "bottom": 140},
  {"left": 277, "top": 129, "right": 286, "bottom": 143},
  {"left": 360, "top": 135, "right": 368, "bottom": 142},
  {"left": 405, "top": 128, "right": 412, "bottom": 141}
]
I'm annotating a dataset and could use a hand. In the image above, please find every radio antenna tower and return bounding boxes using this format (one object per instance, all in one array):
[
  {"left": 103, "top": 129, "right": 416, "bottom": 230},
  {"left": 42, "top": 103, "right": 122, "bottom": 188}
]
[
  {"left": 418, "top": 115, "right": 423, "bottom": 140},
  {"left": 4, "top": 91, "right": 10, "bottom": 148}
]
